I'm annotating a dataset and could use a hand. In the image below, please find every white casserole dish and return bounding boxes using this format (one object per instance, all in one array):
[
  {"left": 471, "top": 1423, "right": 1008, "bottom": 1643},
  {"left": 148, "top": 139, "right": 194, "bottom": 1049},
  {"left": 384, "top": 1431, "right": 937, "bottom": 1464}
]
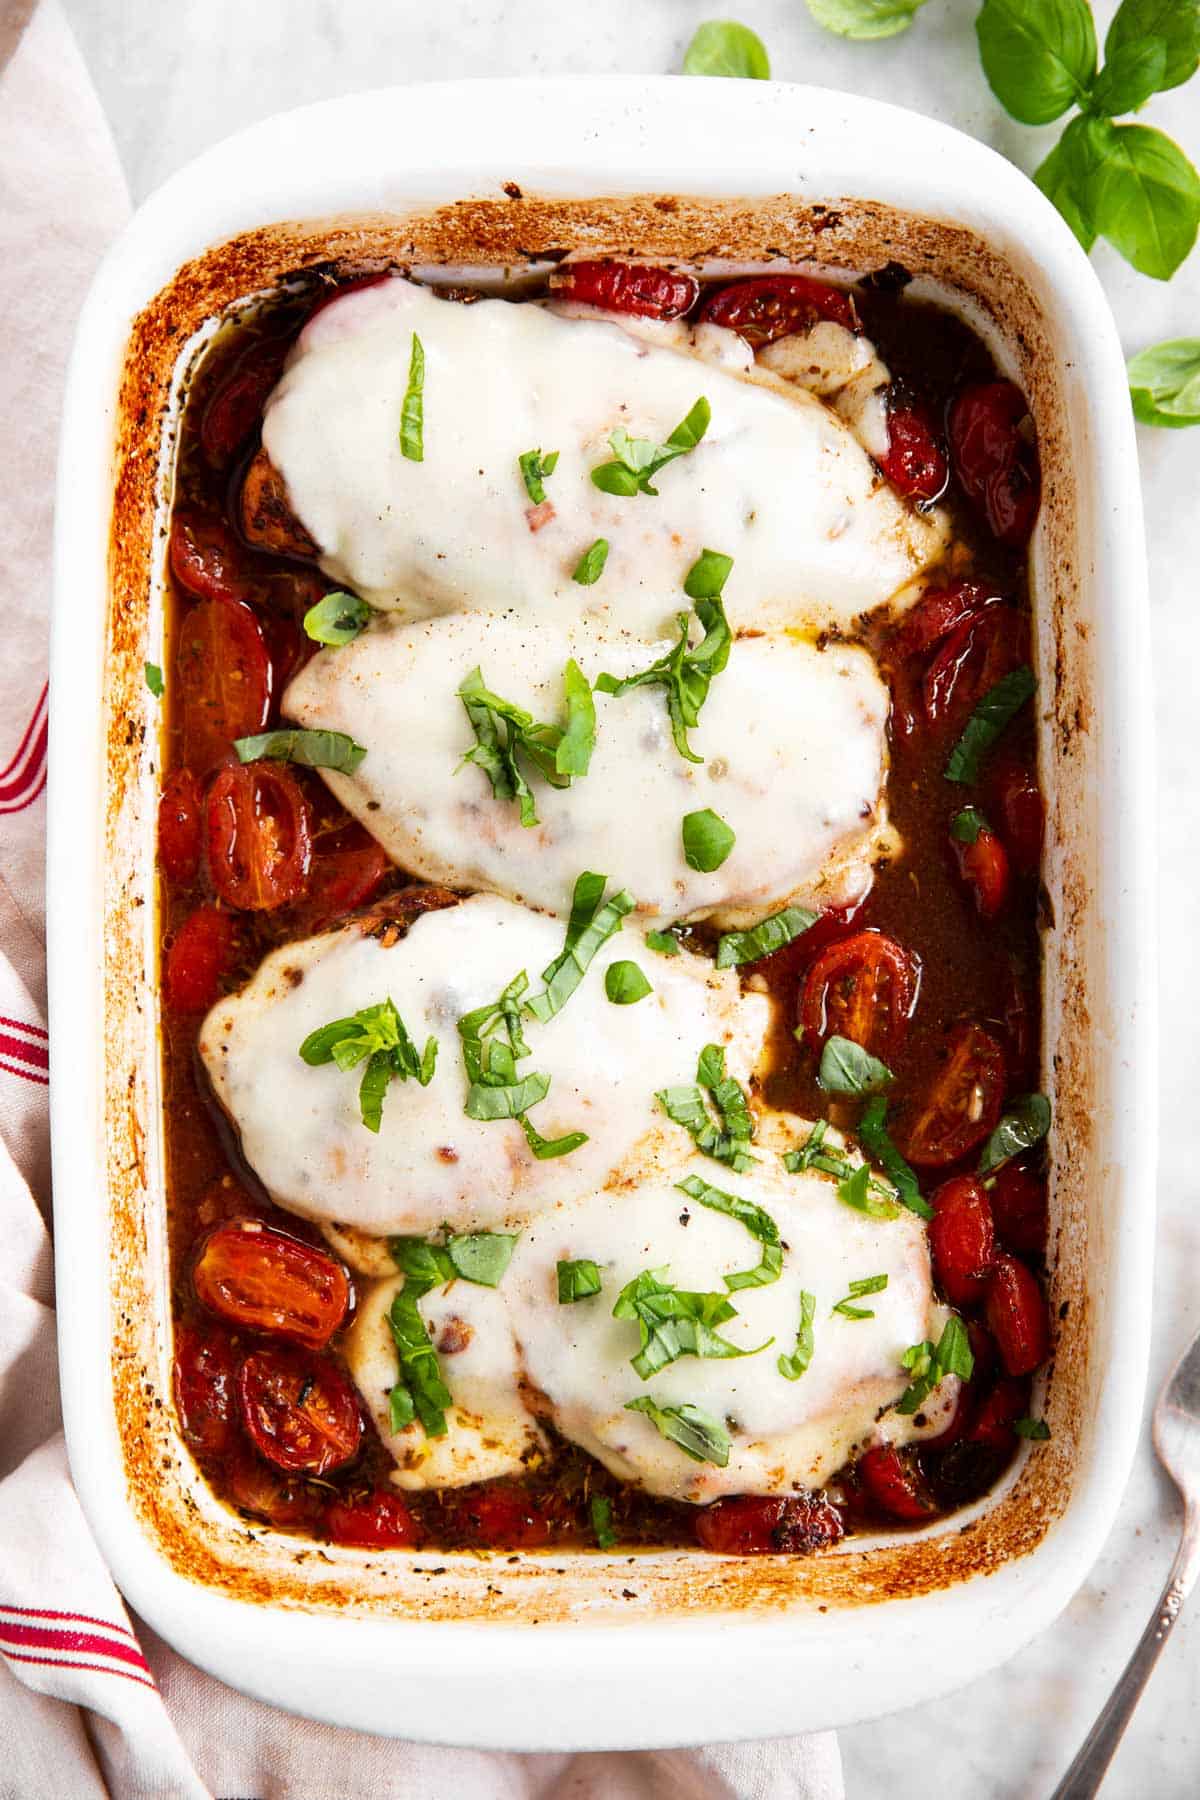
[{"left": 49, "top": 77, "right": 1155, "bottom": 1747}]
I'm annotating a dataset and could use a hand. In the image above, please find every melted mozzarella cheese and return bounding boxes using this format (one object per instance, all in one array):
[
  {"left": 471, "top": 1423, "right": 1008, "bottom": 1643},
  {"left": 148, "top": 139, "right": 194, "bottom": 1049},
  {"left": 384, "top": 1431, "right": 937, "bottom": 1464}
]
[
  {"left": 283, "top": 612, "right": 894, "bottom": 926},
  {"left": 198, "top": 895, "right": 768, "bottom": 1238},
  {"left": 346, "top": 1274, "right": 544, "bottom": 1489},
  {"left": 759, "top": 322, "right": 893, "bottom": 462},
  {"left": 504, "top": 1131, "right": 951, "bottom": 1503},
  {"left": 262, "top": 278, "right": 947, "bottom": 635}
]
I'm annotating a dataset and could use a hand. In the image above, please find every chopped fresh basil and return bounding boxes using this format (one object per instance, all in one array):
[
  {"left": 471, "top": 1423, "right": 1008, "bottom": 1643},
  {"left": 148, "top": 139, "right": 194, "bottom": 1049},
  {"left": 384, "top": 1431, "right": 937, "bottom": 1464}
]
[
  {"left": 945, "top": 665, "right": 1037, "bottom": 785},
  {"left": 783, "top": 1121, "right": 903, "bottom": 1215},
  {"left": 234, "top": 728, "right": 367, "bottom": 774},
  {"left": 682, "top": 19, "right": 770, "bottom": 76},
  {"left": 465, "top": 1068, "right": 550, "bottom": 1120},
  {"left": 557, "top": 1258, "right": 602, "bottom": 1303},
  {"left": 682, "top": 548, "right": 734, "bottom": 600},
  {"left": 590, "top": 1492, "right": 617, "bottom": 1548},
  {"left": 951, "top": 806, "right": 990, "bottom": 844},
  {"left": 807, "top": 0, "right": 929, "bottom": 42},
  {"left": 390, "top": 1231, "right": 517, "bottom": 1290},
  {"left": 658, "top": 1043, "right": 757, "bottom": 1173},
  {"left": 715, "top": 906, "right": 816, "bottom": 970},
  {"left": 817, "top": 1034, "right": 894, "bottom": 1097},
  {"left": 387, "top": 1286, "right": 452, "bottom": 1438},
  {"left": 682, "top": 808, "right": 735, "bottom": 872},
  {"left": 1015, "top": 1415, "right": 1052, "bottom": 1440},
  {"left": 519, "top": 446, "right": 559, "bottom": 504},
  {"left": 556, "top": 659, "right": 597, "bottom": 778},
  {"left": 303, "top": 589, "right": 371, "bottom": 646},
  {"left": 299, "top": 997, "right": 437, "bottom": 1133},
  {"left": 624, "top": 1394, "right": 731, "bottom": 1466},
  {"left": 457, "top": 660, "right": 595, "bottom": 825},
  {"left": 613, "top": 1267, "right": 766, "bottom": 1380},
  {"left": 832, "top": 1272, "right": 889, "bottom": 1320},
  {"left": 590, "top": 397, "right": 711, "bottom": 497},
  {"left": 519, "top": 1113, "right": 589, "bottom": 1159},
  {"left": 896, "top": 1314, "right": 974, "bottom": 1413},
  {"left": 525, "top": 872, "right": 633, "bottom": 1022},
  {"left": 777, "top": 1290, "right": 817, "bottom": 1381},
  {"left": 1129, "top": 338, "right": 1200, "bottom": 429},
  {"left": 457, "top": 969, "right": 587, "bottom": 1155},
  {"left": 605, "top": 960, "right": 652, "bottom": 1005},
  {"left": 837, "top": 1162, "right": 902, "bottom": 1223},
  {"left": 858, "top": 1097, "right": 934, "bottom": 1221},
  {"left": 144, "top": 662, "right": 164, "bottom": 698},
  {"left": 675, "top": 1172, "right": 782, "bottom": 1290},
  {"left": 400, "top": 331, "right": 425, "bottom": 461},
  {"left": 645, "top": 926, "right": 684, "bottom": 957},
  {"left": 595, "top": 589, "right": 732, "bottom": 764},
  {"left": 572, "top": 538, "right": 610, "bottom": 585},
  {"left": 978, "top": 1092, "right": 1052, "bottom": 1174}
]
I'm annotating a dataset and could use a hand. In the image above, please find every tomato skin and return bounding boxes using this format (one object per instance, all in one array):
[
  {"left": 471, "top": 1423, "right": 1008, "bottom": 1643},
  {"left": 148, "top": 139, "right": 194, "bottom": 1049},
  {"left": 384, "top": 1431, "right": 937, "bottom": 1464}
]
[
  {"left": 950, "top": 820, "right": 1011, "bottom": 920},
  {"left": 988, "top": 756, "right": 1044, "bottom": 875},
  {"left": 878, "top": 400, "right": 948, "bottom": 502},
  {"left": 797, "top": 929, "right": 920, "bottom": 1060},
  {"left": 884, "top": 581, "right": 999, "bottom": 740},
  {"left": 928, "top": 1176, "right": 996, "bottom": 1308},
  {"left": 225, "top": 1448, "right": 324, "bottom": 1527},
  {"left": 448, "top": 1483, "right": 552, "bottom": 1548},
  {"left": 170, "top": 513, "right": 261, "bottom": 607},
  {"left": 193, "top": 1219, "right": 350, "bottom": 1347},
  {"left": 901, "top": 1021, "right": 1006, "bottom": 1168},
  {"left": 989, "top": 1159, "right": 1049, "bottom": 1257},
  {"left": 693, "top": 1493, "right": 844, "bottom": 1555},
  {"left": 237, "top": 1345, "right": 363, "bottom": 1475},
  {"left": 176, "top": 596, "right": 272, "bottom": 773},
  {"left": 290, "top": 823, "right": 392, "bottom": 933},
  {"left": 172, "top": 1322, "right": 238, "bottom": 1456},
  {"left": 923, "top": 604, "right": 1027, "bottom": 734},
  {"left": 964, "top": 1376, "right": 1028, "bottom": 1451},
  {"left": 550, "top": 259, "right": 699, "bottom": 321},
  {"left": 325, "top": 1489, "right": 425, "bottom": 1549},
  {"left": 698, "top": 274, "right": 858, "bottom": 345},
  {"left": 985, "top": 1255, "right": 1050, "bottom": 1377},
  {"left": 948, "top": 379, "right": 1041, "bottom": 547},
  {"left": 206, "top": 762, "right": 312, "bottom": 911},
  {"left": 857, "top": 1445, "right": 937, "bottom": 1521},
  {"left": 201, "top": 337, "right": 287, "bottom": 466},
  {"left": 158, "top": 769, "right": 203, "bottom": 886},
  {"left": 165, "top": 905, "right": 236, "bottom": 1013}
]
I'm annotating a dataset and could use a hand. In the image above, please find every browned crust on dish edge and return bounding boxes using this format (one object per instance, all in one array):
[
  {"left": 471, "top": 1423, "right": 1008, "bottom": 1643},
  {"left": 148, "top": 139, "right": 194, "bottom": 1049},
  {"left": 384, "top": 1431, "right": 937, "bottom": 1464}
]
[{"left": 105, "top": 192, "right": 1095, "bottom": 1623}]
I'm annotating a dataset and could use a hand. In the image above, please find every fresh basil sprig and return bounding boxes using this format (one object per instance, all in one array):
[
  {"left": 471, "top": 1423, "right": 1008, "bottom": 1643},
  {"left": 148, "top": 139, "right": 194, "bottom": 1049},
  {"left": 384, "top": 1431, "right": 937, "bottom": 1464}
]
[
  {"left": 715, "top": 906, "right": 816, "bottom": 969},
  {"left": 591, "top": 398, "right": 710, "bottom": 497},
  {"left": 858, "top": 1097, "right": 934, "bottom": 1221},
  {"left": 557, "top": 1258, "right": 602, "bottom": 1302},
  {"left": 675, "top": 1172, "right": 783, "bottom": 1290},
  {"left": 595, "top": 561, "right": 733, "bottom": 764},
  {"left": 519, "top": 447, "right": 559, "bottom": 504},
  {"left": 613, "top": 1267, "right": 767, "bottom": 1379},
  {"left": 1128, "top": 338, "right": 1200, "bottom": 428},
  {"left": 457, "top": 660, "right": 595, "bottom": 826},
  {"left": 895, "top": 1314, "right": 975, "bottom": 1414},
  {"left": 817, "top": 1035, "right": 894, "bottom": 1097},
  {"left": 945, "top": 665, "right": 1036, "bottom": 785},
  {"left": 978, "top": 1092, "right": 1052, "bottom": 1174},
  {"left": 299, "top": 997, "right": 437, "bottom": 1133},
  {"left": 400, "top": 331, "right": 425, "bottom": 461},
  {"left": 303, "top": 590, "right": 371, "bottom": 647},
  {"left": 525, "top": 872, "right": 634, "bottom": 1022},
  {"left": 658, "top": 1043, "right": 757, "bottom": 1173},
  {"left": 234, "top": 728, "right": 367, "bottom": 774},
  {"left": 624, "top": 1394, "right": 731, "bottom": 1466},
  {"left": 682, "top": 19, "right": 770, "bottom": 76},
  {"left": 832, "top": 1273, "right": 889, "bottom": 1320},
  {"left": 777, "top": 1290, "right": 817, "bottom": 1382}
]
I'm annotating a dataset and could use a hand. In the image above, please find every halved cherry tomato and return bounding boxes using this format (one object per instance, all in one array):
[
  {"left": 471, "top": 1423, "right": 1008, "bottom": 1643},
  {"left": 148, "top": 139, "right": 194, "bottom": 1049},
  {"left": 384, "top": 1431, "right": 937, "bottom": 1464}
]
[
  {"left": 550, "top": 259, "right": 699, "bottom": 320},
  {"left": 170, "top": 513, "right": 261, "bottom": 607},
  {"left": 985, "top": 1254, "right": 1050, "bottom": 1377},
  {"left": 201, "top": 337, "right": 288, "bottom": 466},
  {"left": 165, "top": 905, "right": 236, "bottom": 1013},
  {"left": 950, "top": 817, "right": 1011, "bottom": 919},
  {"left": 176, "top": 596, "right": 272, "bottom": 774},
  {"left": 988, "top": 1159, "right": 1049, "bottom": 1258},
  {"left": 206, "top": 762, "right": 312, "bottom": 910},
  {"left": 693, "top": 1493, "right": 844, "bottom": 1555},
  {"left": 290, "top": 823, "right": 391, "bottom": 933},
  {"left": 948, "top": 379, "right": 1041, "bottom": 548},
  {"left": 797, "top": 929, "right": 919, "bottom": 1059},
  {"left": 928, "top": 1175, "right": 996, "bottom": 1308},
  {"left": 964, "top": 1375, "right": 1028, "bottom": 1451},
  {"left": 158, "top": 769, "right": 203, "bottom": 886},
  {"left": 923, "top": 604, "right": 1027, "bottom": 733},
  {"left": 988, "top": 755, "right": 1044, "bottom": 875},
  {"left": 172, "top": 1321, "right": 238, "bottom": 1456},
  {"left": 901, "top": 1021, "right": 1006, "bottom": 1167},
  {"left": 878, "top": 399, "right": 948, "bottom": 502},
  {"left": 225, "top": 1448, "right": 324, "bottom": 1527},
  {"left": 237, "top": 1345, "right": 362, "bottom": 1475},
  {"left": 698, "top": 274, "right": 858, "bottom": 346},
  {"left": 193, "top": 1219, "right": 349, "bottom": 1347},
  {"left": 448, "top": 1483, "right": 552, "bottom": 1548},
  {"left": 325, "top": 1489, "right": 425, "bottom": 1549},
  {"left": 857, "top": 1444, "right": 937, "bottom": 1521}
]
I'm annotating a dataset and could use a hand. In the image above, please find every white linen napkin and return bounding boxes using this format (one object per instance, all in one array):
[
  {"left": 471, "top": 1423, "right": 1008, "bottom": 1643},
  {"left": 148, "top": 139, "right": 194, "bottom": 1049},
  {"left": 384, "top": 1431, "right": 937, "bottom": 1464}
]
[{"left": 0, "top": 4, "right": 844, "bottom": 1793}]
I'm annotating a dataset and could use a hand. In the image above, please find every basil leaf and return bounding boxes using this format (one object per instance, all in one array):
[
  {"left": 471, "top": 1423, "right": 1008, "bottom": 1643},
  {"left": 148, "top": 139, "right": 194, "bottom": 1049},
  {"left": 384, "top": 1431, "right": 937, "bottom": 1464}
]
[
  {"left": 300, "top": 997, "right": 437, "bottom": 1131},
  {"left": 945, "top": 665, "right": 1036, "bottom": 785},
  {"left": 806, "top": 0, "right": 928, "bottom": 41},
  {"left": 144, "top": 662, "right": 164, "bottom": 698},
  {"left": 682, "top": 19, "right": 770, "bottom": 76},
  {"left": 682, "top": 548, "right": 734, "bottom": 601},
  {"left": 624, "top": 1395, "right": 731, "bottom": 1466},
  {"left": 604, "top": 960, "right": 652, "bottom": 1005},
  {"left": 675, "top": 1173, "right": 782, "bottom": 1290},
  {"left": 519, "top": 447, "right": 559, "bottom": 505},
  {"left": 1129, "top": 338, "right": 1200, "bottom": 427},
  {"left": 896, "top": 1314, "right": 974, "bottom": 1413},
  {"left": 975, "top": 0, "right": 1096, "bottom": 125},
  {"left": 446, "top": 1232, "right": 518, "bottom": 1287},
  {"left": 558, "top": 1258, "right": 602, "bottom": 1303},
  {"left": 645, "top": 926, "right": 683, "bottom": 957},
  {"left": 659, "top": 1044, "right": 757, "bottom": 1173},
  {"left": 682, "top": 808, "right": 735, "bottom": 872},
  {"left": 715, "top": 906, "right": 816, "bottom": 969},
  {"left": 978, "top": 1092, "right": 1052, "bottom": 1174},
  {"left": 389, "top": 1237, "right": 456, "bottom": 1291},
  {"left": 832, "top": 1272, "right": 889, "bottom": 1320},
  {"left": 464, "top": 1069, "right": 550, "bottom": 1120},
  {"left": 358, "top": 1053, "right": 393, "bottom": 1132},
  {"left": 612, "top": 1267, "right": 763, "bottom": 1380},
  {"left": 1034, "top": 112, "right": 1111, "bottom": 250},
  {"left": 556, "top": 659, "right": 596, "bottom": 777},
  {"left": 590, "top": 1493, "right": 617, "bottom": 1548},
  {"left": 590, "top": 398, "right": 710, "bottom": 497},
  {"left": 1087, "top": 121, "right": 1200, "bottom": 281},
  {"left": 303, "top": 589, "right": 371, "bottom": 646},
  {"left": 457, "top": 969, "right": 531, "bottom": 1084},
  {"left": 387, "top": 1286, "right": 452, "bottom": 1438},
  {"left": 777, "top": 1290, "right": 816, "bottom": 1381},
  {"left": 525, "top": 873, "right": 634, "bottom": 1022},
  {"left": 858, "top": 1097, "right": 934, "bottom": 1221},
  {"left": 400, "top": 331, "right": 425, "bottom": 461},
  {"left": 951, "top": 806, "right": 990, "bottom": 844},
  {"left": 1106, "top": 0, "right": 1200, "bottom": 94},
  {"left": 457, "top": 662, "right": 593, "bottom": 824},
  {"left": 519, "top": 1113, "right": 589, "bottom": 1159},
  {"left": 837, "top": 1162, "right": 902, "bottom": 1223},
  {"left": 817, "top": 1034, "right": 894, "bottom": 1097},
  {"left": 234, "top": 728, "right": 367, "bottom": 774},
  {"left": 572, "top": 538, "right": 610, "bottom": 586},
  {"left": 1015, "top": 1415, "right": 1052, "bottom": 1440},
  {"left": 1089, "top": 36, "right": 1168, "bottom": 116},
  {"left": 596, "top": 593, "right": 732, "bottom": 764}
]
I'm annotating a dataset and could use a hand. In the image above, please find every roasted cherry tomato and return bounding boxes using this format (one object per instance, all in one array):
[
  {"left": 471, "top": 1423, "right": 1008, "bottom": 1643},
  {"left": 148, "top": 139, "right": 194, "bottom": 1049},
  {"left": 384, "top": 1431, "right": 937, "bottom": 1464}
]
[
  {"left": 550, "top": 259, "right": 699, "bottom": 320},
  {"left": 928, "top": 1175, "right": 996, "bottom": 1308},
  {"left": 988, "top": 755, "right": 1044, "bottom": 876},
  {"left": 857, "top": 1444, "right": 937, "bottom": 1522},
  {"left": 206, "top": 761, "right": 312, "bottom": 911},
  {"left": 964, "top": 1375, "right": 1028, "bottom": 1450},
  {"left": 158, "top": 769, "right": 203, "bottom": 886},
  {"left": 170, "top": 512, "right": 262, "bottom": 607},
  {"left": 950, "top": 815, "right": 1011, "bottom": 919},
  {"left": 325, "top": 1489, "right": 425, "bottom": 1550},
  {"left": 193, "top": 1219, "right": 350, "bottom": 1347},
  {"left": 290, "top": 823, "right": 391, "bottom": 933},
  {"left": 172, "top": 1321, "right": 238, "bottom": 1456},
  {"left": 902, "top": 1021, "right": 1006, "bottom": 1167},
  {"left": 967, "top": 1319, "right": 1000, "bottom": 1383},
  {"left": 693, "top": 1493, "right": 844, "bottom": 1555},
  {"left": 988, "top": 1159, "right": 1049, "bottom": 1257},
  {"left": 176, "top": 596, "right": 272, "bottom": 774},
  {"left": 878, "top": 399, "right": 948, "bottom": 502},
  {"left": 985, "top": 1254, "right": 1050, "bottom": 1377},
  {"left": 263, "top": 611, "right": 315, "bottom": 707},
  {"left": 698, "top": 274, "right": 858, "bottom": 346},
  {"left": 923, "top": 604, "right": 1027, "bottom": 733},
  {"left": 201, "top": 337, "right": 288, "bottom": 466},
  {"left": 884, "top": 581, "right": 999, "bottom": 740},
  {"left": 797, "top": 929, "right": 919, "bottom": 1059},
  {"left": 448, "top": 1483, "right": 552, "bottom": 1548},
  {"left": 237, "top": 1345, "right": 362, "bottom": 1475},
  {"left": 948, "top": 379, "right": 1041, "bottom": 548},
  {"left": 164, "top": 905, "right": 236, "bottom": 1013},
  {"left": 225, "top": 1448, "right": 324, "bottom": 1527}
]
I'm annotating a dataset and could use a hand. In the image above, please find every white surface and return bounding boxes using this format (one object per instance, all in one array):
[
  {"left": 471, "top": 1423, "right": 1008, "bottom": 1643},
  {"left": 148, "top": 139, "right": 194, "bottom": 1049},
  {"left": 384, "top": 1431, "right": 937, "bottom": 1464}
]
[{"left": 55, "top": 0, "right": 1198, "bottom": 1789}]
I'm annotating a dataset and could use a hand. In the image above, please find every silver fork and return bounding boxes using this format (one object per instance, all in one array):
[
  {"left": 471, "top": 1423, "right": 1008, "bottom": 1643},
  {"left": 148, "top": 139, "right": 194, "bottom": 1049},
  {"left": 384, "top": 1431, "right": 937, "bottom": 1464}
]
[{"left": 1050, "top": 1327, "right": 1200, "bottom": 1797}]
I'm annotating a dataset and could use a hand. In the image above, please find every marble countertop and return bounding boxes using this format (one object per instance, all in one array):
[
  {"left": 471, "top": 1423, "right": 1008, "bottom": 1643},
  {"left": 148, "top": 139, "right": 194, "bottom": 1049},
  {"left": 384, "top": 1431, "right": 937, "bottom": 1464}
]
[{"left": 60, "top": 0, "right": 1200, "bottom": 1791}]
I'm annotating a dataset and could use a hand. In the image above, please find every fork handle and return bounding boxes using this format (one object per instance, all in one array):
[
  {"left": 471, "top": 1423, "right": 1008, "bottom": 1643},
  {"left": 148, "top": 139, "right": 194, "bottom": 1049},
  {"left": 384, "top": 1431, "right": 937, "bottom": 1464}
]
[{"left": 1050, "top": 1503, "right": 1200, "bottom": 1799}]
